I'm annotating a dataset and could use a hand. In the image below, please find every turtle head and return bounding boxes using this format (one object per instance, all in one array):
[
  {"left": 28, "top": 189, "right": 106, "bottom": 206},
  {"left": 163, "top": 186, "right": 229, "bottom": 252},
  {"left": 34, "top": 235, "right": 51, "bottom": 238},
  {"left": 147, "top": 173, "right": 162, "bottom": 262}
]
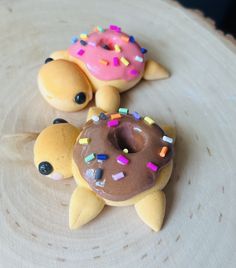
[
  {"left": 34, "top": 120, "right": 81, "bottom": 180},
  {"left": 38, "top": 58, "right": 93, "bottom": 112}
]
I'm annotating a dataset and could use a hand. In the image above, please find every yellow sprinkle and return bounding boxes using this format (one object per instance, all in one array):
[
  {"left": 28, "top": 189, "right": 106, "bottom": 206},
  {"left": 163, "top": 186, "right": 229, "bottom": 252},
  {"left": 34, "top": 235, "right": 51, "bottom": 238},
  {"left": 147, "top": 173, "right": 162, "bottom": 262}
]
[
  {"left": 121, "top": 35, "right": 129, "bottom": 42},
  {"left": 120, "top": 57, "right": 129, "bottom": 66},
  {"left": 144, "top": 116, "right": 155, "bottom": 125},
  {"left": 114, "top": 44, "right": 121, "bottom": 52},
  {"left": 80, "top": 33, "right": 88, "bottom": 40},
  {"left": 123, "top": 148, "right": 129, "bottom": 154},
  {"left": 111, "top": 113, "right": 122, "bottom": 120},
  {"left": 79, "top": 138, "right": 91, "bottom": 145},
  {"left": 99, "top": 59, "right": 109, "bottom": 65}
]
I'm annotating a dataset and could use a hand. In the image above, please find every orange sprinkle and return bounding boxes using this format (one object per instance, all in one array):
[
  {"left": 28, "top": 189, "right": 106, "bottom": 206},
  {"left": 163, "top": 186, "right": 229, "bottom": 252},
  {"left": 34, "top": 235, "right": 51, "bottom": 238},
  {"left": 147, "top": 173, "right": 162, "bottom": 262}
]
[
  {"left": 160, "top": 146, "right": 168, "bottom": 157},
  {"left": 121, "top": 35, "right": 130, "bottom": 42},
  {"left": 111, "top": 113, "right": 122, "bottom": 120},
  {"left": 99, "top": 59, "right": 109, "bottom": 65}
]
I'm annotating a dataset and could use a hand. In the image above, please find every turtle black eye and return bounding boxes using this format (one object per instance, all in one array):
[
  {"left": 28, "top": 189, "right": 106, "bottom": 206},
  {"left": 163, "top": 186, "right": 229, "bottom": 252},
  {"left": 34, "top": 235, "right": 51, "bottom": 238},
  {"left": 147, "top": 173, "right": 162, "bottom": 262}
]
[
  {"left": 38, "top": 161, "right": 53, "bottom": 175},
  {"left": 75, "top": 92, "right": 86, "bottom": 104},
  {"left": 45, "top": 57, "right": 54, "bottom": 64},
  {"left": 53, "top": 118, "right": 68, "bottom": 124}
]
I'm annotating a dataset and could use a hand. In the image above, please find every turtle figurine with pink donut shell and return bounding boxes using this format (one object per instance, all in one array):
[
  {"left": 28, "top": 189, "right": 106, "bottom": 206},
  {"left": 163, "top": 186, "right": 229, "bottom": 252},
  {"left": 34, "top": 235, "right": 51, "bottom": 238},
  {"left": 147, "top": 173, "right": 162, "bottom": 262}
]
[{"left": 38, "top": 25, "right": 170, "bottom": 113}]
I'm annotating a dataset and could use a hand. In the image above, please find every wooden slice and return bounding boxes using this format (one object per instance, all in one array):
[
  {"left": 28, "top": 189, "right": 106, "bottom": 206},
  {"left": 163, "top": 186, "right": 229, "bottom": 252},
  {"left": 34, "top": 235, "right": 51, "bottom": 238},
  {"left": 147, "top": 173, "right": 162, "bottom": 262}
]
[{"left": 0, "top": 0, "right": 236, "bottom": 267}]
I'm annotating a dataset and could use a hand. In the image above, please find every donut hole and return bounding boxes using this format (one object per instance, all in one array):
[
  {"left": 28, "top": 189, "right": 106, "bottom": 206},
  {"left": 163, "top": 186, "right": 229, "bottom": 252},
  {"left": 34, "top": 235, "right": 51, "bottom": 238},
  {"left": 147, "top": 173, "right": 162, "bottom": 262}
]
[
  {"left": 108, "top": 124, "right": 145, "bottom": 153},
  {"left": 98, "top": 38, "right": 115, "bottom": 51}
]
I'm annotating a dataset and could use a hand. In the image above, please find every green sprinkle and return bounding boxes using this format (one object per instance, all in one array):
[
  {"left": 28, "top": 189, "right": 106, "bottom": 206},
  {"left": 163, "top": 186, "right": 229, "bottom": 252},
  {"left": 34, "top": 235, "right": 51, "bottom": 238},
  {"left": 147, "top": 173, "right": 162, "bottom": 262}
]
[
  {"left": 118, "top": 108, "right": 129, "bottom": 115},
  {"left": 85, "top": 153, "right": 96, "bottom": 163},
  {"left": 97, "top": 26, "right": 104, "bottom": 32}
]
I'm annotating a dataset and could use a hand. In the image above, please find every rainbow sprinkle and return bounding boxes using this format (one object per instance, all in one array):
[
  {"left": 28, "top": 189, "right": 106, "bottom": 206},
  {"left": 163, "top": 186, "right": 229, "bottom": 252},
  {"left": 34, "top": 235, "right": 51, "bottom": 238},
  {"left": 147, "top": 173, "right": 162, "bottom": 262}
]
[
  {"left": 79, "top": 138, "right": 91, "bottom": 145},
  {"left": 144, "top": 116, "right": 155, "bottom": 125},
  {"left": 92, "top": 115, "right": 99, "bottom": 123},
  {"left": 123, "top": 148, "right": 129, "bottom": 154},
  {"left": 135, "top": 56, "right": 143, "bottom": 62},
  {"left": 114, "top": 44, "right": 121, "bottom": 52},
  {"left": 71, "top": 36, "right": 78, "bottom": 44},
  {"left": 80, "top": 40, "right": 87, "bottom": 46},
  {"left": 141, "top": 47, "right": 148, "bottom": 54},
  {"left": 162, "top": 136, "right": 173, "bottom": 144},
  {"left": 132, "top": 111, "right": 141, "bottom": 120},
  {"left": 113, "top": 57, "right": 119, "bottom": 66},
  {"left": 121, "top": 35, "right": 130, "bottom": 42},
  {"left": 85, "top": 169, "right": 95, "bottom": 179},
  {"left": 111, "top": 113, "right": 122, "bottom": 120},
  {"left": 112, "top": 172, "right": 125, "bottom": 181},
  {"left": 80, "top": 33, "right": 88, "bottom": 40},
  {"left": 88, "top": 41, "right": 97, "bottom": 47},
  {"left": 95, "top": 168, "right": 103, "bottom": 180},
  {"left": 96, "top": 26, "right": 104, "bottom": 32},
  {"left": 160, "top": 146, "right": 168, "bottom": 157},
  {"left": 97, "top": 154, "right": 109, "bottom": 161},
  {"left": 96, "top": 180, "right": 105, "bottom": 187},
  {"left": 147, "top": 162, "right": 159, "bottom": 172},
  {"left": 118, "top": 108, "right": 129, "bottom": 114},
  {"left": 109, "top": 25, "right": 121, "bottom": 32},
  {"left": 77, "top": 49, "right": 85, "bottom": 56},
  {"left": 129, "top": 36, "right": 135, "bottom": 43},
  {"left": 85, "top": 153, "right": 96, "bottom": 163},
  {"left": 99, "top": 112, "right": 108, "bottom": 120},
  {"left": 120, "top": 57, "right": 129, "bottom": 66},
  {"left": 107, "top": 119, "right": 119, "bottom": 127},
  {"left": 116, "top": 155, "right": 129, "bottom": 165},
  {"left": 130, "top": 69, "right": 139, "bottom": 76},
  {"left": 99, "top": 59, "right": 109, "bottom": 65}
]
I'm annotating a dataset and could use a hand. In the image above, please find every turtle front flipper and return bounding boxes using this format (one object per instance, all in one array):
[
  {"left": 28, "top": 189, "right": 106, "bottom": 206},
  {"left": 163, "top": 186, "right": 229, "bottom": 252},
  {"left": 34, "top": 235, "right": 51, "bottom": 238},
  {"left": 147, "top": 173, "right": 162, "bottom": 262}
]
[
  {"left": 135, "top": 190, "right": 166, "bottom": 232},
  {"left": 95, "top": 86, "right": 120, "bottom": 113},
  {"left": 69, "top": 186, "right": 105, "bottom": 229},
  {"left": 143, "top": 60, "right": 170, "bottom": 81}
]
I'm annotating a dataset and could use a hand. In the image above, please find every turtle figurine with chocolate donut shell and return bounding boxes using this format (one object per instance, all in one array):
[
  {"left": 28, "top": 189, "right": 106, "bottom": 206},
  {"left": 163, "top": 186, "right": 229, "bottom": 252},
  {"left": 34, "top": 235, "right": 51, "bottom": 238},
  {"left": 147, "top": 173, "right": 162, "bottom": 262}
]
[
  {"left": 34, "top": 108, "right": 175, "bottom": 231},
  {"left": 38, "top": 25, "right": 169, "bottom": 113}
]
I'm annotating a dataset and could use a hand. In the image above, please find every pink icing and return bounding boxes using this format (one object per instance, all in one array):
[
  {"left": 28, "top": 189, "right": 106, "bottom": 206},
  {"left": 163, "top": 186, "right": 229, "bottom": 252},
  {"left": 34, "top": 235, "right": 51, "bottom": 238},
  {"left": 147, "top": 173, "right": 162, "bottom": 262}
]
[{"left": 68, "top": 29, "right": 145, "bottom": 81}]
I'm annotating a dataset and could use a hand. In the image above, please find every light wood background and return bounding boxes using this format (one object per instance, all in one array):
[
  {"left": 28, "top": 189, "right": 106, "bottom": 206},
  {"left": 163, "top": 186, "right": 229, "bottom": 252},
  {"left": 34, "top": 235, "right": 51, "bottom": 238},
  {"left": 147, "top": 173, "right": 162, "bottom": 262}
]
[{"left": 0, "top": 0, "right": 236, "bottom": 267}]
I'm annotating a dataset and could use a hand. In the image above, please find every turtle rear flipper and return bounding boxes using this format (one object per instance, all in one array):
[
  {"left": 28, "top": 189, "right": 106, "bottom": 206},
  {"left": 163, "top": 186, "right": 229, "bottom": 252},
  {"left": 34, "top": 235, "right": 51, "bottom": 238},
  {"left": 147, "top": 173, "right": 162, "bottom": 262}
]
[
  {"left": 135, "top": 190, "right": 166, "bottom": 232},
  {"left": 143, "top": 60, "right": 170, "bottom": 80},
  {"left": 69, "top": 186, "right": 105, "bottom": 230}
]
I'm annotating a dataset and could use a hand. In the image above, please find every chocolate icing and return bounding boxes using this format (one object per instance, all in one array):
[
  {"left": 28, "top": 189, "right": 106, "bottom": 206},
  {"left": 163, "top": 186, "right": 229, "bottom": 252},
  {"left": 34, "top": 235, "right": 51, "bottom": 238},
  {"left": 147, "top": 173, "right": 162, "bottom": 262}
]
[{"left": 73, "top": 114, "right": 174, "bottom": 201}]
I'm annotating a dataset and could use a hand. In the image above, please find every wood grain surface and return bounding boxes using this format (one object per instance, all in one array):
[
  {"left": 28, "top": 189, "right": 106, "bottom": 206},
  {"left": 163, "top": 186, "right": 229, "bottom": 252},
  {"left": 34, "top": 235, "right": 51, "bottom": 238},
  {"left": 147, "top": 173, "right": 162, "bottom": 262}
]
[{"left": 0, "top": 0, "right": 236, "bottom": 267}]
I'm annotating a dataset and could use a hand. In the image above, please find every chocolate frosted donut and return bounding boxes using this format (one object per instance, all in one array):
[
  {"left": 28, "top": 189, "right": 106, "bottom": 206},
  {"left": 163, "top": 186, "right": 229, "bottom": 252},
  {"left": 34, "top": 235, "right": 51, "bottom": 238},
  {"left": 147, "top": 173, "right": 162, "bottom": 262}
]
[
  {"left": 73, "top": 110, "right": 174, "bottom": 201},
  {"left": 34, "top": 107, "right": 176, "bottom": 231}
]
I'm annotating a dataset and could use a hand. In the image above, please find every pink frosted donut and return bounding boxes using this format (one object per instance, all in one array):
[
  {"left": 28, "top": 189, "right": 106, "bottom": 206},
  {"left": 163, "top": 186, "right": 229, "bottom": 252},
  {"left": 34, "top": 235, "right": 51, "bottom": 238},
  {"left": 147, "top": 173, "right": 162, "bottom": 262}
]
[{"left": 68, "top": 25, "right": 146, "bottom": 81}]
